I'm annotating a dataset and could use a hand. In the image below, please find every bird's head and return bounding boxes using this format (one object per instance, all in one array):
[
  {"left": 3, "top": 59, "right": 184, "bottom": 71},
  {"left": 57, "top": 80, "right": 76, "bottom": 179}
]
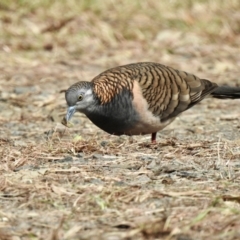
[{"left": 64, "top": 82, "right": 96, "bottom": 123}]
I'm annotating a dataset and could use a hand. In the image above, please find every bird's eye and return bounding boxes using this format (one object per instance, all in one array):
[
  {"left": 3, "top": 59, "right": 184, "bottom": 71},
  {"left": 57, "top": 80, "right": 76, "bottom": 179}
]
[{"left": 78, "top": 94, "right": 83, "bottom": 101}]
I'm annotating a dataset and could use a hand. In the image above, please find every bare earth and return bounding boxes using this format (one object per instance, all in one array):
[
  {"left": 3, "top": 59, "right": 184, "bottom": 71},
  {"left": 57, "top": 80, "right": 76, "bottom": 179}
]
[{"left": 0, "top": 1, "right": 240, "bottom": 239}]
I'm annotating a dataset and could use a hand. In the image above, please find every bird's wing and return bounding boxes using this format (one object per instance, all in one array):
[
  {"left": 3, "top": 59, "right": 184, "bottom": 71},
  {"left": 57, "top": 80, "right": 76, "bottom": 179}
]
[{"left": 128, "top": 62, "right": 218, "bottom": 121}]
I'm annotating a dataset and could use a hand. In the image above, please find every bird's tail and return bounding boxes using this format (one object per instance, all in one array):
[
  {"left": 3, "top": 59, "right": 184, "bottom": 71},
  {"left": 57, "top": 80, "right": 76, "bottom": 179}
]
[{"left": 211, "top": 86, "right": 240, "bottom": 99}]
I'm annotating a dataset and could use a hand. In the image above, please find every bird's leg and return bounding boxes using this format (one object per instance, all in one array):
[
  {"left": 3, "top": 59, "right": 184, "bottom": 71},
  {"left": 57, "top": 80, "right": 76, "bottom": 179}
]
[{"left": 151, "top": 132, "right": 157, "bottom": 144}]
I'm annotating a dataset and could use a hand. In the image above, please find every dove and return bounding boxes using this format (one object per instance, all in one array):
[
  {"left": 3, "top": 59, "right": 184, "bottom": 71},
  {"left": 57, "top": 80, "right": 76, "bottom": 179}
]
[{"left": 63, "top": 62, "right": 240, "bottom": 143}]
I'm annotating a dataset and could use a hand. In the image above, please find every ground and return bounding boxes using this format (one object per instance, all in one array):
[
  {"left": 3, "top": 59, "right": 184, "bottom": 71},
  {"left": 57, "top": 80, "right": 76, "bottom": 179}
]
[{"left": 0, "top": 1, "right": 240, "bottom": 239}]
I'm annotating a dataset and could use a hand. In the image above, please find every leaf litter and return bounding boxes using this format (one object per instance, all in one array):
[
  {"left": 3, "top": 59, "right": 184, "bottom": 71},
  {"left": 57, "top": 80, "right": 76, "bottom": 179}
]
[{"left": 0, "top": 0, "right": 240, "bottom": 239}]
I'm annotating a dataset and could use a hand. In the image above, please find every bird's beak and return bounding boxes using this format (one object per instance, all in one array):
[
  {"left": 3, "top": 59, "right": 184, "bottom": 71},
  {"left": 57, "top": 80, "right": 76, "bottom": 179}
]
[{"left": 66, "top": 106, "right": 76, "bottom": 122}]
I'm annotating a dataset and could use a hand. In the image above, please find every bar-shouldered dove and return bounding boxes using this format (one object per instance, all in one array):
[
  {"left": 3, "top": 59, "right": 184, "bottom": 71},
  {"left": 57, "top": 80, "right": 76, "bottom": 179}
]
[{"left": 63, "top": 62, "right": 240, "bottom": 143}]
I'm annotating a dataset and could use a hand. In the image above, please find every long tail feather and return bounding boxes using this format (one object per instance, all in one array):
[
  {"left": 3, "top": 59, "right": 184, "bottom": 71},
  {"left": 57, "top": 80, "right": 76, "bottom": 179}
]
[{"left": 211, "top": 86, "right": 240, "bottom": 99}]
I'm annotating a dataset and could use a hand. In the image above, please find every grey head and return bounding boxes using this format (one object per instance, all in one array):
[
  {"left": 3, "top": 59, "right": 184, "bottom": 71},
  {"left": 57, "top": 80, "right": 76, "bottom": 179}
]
[{"left": 65, "top": 81, "right": 96, "bottom": 122}]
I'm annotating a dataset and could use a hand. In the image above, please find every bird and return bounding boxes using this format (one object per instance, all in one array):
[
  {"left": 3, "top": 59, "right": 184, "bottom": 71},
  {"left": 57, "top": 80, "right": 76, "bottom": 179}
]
[{"left": 62, "top": 62, "right": 240, "bottom": 143}]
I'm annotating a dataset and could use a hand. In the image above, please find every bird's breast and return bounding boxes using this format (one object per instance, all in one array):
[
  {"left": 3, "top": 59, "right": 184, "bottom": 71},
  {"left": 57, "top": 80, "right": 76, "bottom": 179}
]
[{"left": 86, "top": 88, "right": 138, "bottom": 135}]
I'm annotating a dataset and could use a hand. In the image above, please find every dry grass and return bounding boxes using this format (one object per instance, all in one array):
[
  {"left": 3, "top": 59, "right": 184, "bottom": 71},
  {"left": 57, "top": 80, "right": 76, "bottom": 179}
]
[{"left": 1, "top": 0, "right": 240, "bottom": 239}]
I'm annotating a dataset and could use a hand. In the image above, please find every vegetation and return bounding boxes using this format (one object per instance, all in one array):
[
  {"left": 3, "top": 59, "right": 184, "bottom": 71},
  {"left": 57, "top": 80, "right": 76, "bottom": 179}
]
[{"left": 0, "top": 0, "right": 240, "bottom": 239}]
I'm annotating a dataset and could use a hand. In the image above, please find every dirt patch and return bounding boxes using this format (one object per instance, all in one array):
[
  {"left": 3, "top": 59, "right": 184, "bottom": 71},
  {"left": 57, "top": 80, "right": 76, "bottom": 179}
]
[{"left": 1, "top": 1, "right": 240, "bottom": 239}]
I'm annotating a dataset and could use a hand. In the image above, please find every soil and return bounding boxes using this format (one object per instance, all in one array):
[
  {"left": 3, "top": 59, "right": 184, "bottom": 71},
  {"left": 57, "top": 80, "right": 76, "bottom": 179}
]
[{"left": 1, "top": 1, "right": 240, "bottom": 239}]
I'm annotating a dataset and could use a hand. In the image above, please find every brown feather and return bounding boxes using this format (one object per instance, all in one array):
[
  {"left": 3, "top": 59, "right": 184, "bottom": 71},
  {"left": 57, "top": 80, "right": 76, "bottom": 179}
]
[{"left": 92, "top": 62, "right": 218, "bottom": 121}]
